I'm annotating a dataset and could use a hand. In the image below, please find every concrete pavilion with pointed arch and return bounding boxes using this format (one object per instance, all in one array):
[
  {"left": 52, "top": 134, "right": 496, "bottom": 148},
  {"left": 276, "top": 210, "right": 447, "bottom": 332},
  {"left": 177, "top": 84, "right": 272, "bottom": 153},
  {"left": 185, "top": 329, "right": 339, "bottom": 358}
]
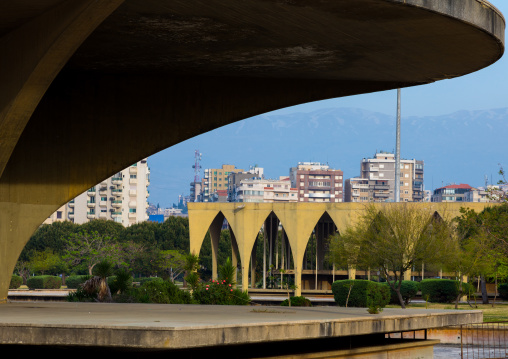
[{"left": 189, "top": 201, "right": 495, "bottom": 296}]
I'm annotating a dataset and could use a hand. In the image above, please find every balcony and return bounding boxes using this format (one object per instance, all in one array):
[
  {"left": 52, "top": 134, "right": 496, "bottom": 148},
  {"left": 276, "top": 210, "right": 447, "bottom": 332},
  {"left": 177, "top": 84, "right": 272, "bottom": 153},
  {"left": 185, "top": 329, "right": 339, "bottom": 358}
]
[
  {"left": 68, "top": 212, "right": 74, "bottom": 219},
  {"left": 87, "top": 190, "right": 95, "bottom": 196},
  {"left": 374, "top": 192, "right": 390, "bottom": 198},
  {"left": 374, "top": 185, "right": 390, "bottom": 190},
  {"left": 308, "top": 193, "right": 331, "bottom": 198},
  {"left": 99, "top": 212, "right": 108, "bottom": 219},
  {"left": 87, "top": 212, "right": 96, "bottom": 219},
  {"left": 68, "top": 202, "right": 74, "bottom": 208},
  {"left": 128, "top": 212, "right": 137, "bottom": 219},
  {"left": 129, "top": 178, "right": 137, "bottom": 185},
  {"left": 129, "top": 167, "right": 137, "bottom": 174},
  {"left": 112, "top": 200, "right": 122, "bottom": 208},
  {"left": 87, "top": 201, "right": 96, "bottom": 208},
  {"left": 111, "top": 212, "right": 122, "bottom": 218},
  {"left": 352, "top": 184, "right": 368, "bottom": 189},
  {"left": 129, "top": 201, "right": 137, "bottom": 208},
  {"left": 99, "top": 190, "right": 107, "bottom": 196},
  {"left": 111, "top": 189, "right": 122, "bottom": 197},
  {"left": 129, "top": 189, "right": 137, "bottom": 196},
  {"left": 99, "top": 201, "right": 107, "bottom": 207},
  {"left": 112, "top": 177, "right": 123, "bottom": 185}
]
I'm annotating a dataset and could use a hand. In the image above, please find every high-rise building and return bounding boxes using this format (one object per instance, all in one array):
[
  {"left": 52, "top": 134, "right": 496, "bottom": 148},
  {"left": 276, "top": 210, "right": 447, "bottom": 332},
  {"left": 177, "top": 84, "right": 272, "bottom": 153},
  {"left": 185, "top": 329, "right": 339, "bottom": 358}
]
[
  {"left": 202, "top": 164, "right": 243, "bottom": 202},
  {"left": 44, "top": 160, "right": 150, "bottom": 226},
  {"left": 289, "top": 162, "right": 344, "bottom": 203},
  {"left": 344, "top": 152, "right": 424, "bottom": 202}
]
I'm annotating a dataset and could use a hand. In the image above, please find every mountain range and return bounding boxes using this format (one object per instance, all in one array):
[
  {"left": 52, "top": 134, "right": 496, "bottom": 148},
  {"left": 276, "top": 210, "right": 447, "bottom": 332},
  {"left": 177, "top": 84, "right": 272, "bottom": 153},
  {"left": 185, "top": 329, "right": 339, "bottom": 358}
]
[{"left": 148, "top": 107, "right": 508, "bottom": 207}]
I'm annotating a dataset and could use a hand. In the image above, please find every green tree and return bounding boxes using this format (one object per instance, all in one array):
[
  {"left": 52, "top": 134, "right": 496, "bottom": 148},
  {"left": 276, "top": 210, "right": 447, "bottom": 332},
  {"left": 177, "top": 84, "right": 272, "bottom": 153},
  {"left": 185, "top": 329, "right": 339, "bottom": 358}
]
[
  {"left": 329, "top": 203, "right": 455, "bottom": 309},
  {"left": 153, "top": 249, "right": 187, "bottom": 282},
  {"left": 28, "top": 248, "right": 66, "bottom": 275},
  {"left": 454, "top": 205, "right": 508, "bottom": 304},
  {"left": 117, "top": 221, "right": 158, "bottom": 245},
  {"left": 80, "top": 219, "right": 125, "bottom": 239},
  {"left": 20, "top": 221, "right": 78, "bottom": 261},
  {"left": 64, "top": 230, "right": 123, "bottom": 275}
]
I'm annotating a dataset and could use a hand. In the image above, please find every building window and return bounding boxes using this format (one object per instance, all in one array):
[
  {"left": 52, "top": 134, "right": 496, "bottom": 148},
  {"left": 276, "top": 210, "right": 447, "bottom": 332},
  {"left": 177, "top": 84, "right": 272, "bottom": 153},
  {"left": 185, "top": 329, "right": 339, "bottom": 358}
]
[{"left": 56, "top": 211, "right": 62, "bottom": 219}]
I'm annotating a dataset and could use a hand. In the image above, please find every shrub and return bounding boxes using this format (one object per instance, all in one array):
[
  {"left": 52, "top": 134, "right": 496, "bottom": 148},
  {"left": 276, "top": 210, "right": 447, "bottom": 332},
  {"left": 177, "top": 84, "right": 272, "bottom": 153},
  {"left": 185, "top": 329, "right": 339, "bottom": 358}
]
[
  {"left": 281, "top": 296, "right": 312, "bottom": 307},
  {"left": 67, "top": 287, "right": 97, "bottom": 302},
  {"left": 65, "top": 275, "right": 91, "bottom": 289},
  {"left": 498, "top": 283, "right": 508, "bottom": 300},
  {"left": 9, "top": 275, "right": 22, "bottom": 289},
  {"left": 137, "top": 277, "right": 164, "bottom": 286},
  {"left": 332, "top": 280, "right": 390, "bottom": 309},
  {"left": 419, "top": 279, "right": 473, "bottom": 303},
  {"left": 27, "top": 275, "right": 62, "bottom": 289},
  {"left": 386, "top": 281, "right": 419, "bottom": 305},
  {"left": 109, "top": 269, "right": 133, "bottom": 295},
  {"left": 192, "top": 279, "right": 251, "bottom": 305},
  {"left": 135, "top": 280, "right": 193, "bottom": 304}
]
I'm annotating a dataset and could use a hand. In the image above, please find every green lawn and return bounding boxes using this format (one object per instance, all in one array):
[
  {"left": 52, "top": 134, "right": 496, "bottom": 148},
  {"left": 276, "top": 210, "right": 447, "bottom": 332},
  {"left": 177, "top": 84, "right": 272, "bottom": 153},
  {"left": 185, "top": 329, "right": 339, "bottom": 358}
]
[{"left": 386, "top": 302, "right": 508, "bottom": 322}]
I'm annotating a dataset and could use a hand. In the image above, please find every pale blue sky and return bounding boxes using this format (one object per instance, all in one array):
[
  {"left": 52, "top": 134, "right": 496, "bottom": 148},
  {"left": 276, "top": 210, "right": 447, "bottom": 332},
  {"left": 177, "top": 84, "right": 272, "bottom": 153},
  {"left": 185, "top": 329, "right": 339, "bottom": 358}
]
[{"left": 149, "top": 1, "right": 508, "bottom": 207}]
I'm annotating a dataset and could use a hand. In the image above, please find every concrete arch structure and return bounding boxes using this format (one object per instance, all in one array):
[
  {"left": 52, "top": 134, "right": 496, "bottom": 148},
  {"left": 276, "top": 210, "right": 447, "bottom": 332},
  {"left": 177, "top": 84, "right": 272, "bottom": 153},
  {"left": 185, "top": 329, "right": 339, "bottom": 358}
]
[
  {"left": 0, "top": 0, "right": 504, "bottom": 302},
  {"left": 189, "top": 202, "right": 497, "bottom": 296}
]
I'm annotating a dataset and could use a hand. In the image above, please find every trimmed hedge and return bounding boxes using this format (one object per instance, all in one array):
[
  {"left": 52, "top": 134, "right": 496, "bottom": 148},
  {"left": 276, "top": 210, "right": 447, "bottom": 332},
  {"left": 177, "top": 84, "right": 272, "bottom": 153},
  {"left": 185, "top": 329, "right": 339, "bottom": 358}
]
[
  {"left": 281, "top": 296, "right": 312, "bottom": 307},
  {"left": 332, "top": 279, "right": 390, "bottom": 308},
  {"left": 27, "top": 275, "right": 62, "bottom": 289},
  {"left": 65, "top": 275, "right": 91, "bottom": 289},
  {"left": 9, "top": 275, "right": 22, "bottom": 289},
  {"left": 420, "top": 279, "right": 474, "bottom": 303},
  {"left": 386, "top": 281, "right": 419, "bottom": 305},
  {"left": 499, "top": 283, "right": 508, "bottom": 300}
]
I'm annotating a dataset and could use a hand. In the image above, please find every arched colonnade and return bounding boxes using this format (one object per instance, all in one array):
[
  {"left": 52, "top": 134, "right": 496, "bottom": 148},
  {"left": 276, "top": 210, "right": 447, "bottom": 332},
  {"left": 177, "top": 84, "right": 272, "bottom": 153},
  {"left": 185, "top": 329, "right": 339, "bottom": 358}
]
[{"left": 188, "top": 202, "right": 492, "bottom": 296}]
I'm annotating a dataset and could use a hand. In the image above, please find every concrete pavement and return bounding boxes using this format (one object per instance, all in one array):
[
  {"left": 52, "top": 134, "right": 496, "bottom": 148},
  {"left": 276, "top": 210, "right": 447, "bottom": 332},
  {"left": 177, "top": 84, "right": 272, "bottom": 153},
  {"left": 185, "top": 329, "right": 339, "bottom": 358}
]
[{"left": 0, "top": 301, "right": 482, "bottom": 350}]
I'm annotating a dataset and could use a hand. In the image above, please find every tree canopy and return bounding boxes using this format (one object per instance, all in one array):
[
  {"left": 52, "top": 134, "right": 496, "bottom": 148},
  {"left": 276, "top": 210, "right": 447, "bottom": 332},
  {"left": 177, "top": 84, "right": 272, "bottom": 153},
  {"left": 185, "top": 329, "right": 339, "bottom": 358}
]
[{"left": 329, "top": 203, "right": 456, "bottom": 308}]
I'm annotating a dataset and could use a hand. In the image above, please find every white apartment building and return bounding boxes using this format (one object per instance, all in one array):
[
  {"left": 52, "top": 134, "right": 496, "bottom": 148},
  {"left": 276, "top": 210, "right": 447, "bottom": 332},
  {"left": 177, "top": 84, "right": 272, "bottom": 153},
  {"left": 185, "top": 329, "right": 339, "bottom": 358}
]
[
  {"left": 44, "top": 159, "right": 150, "bottom": 227},
  {"left": 234, "top": 177, "right": 297, "bottom": 203}
]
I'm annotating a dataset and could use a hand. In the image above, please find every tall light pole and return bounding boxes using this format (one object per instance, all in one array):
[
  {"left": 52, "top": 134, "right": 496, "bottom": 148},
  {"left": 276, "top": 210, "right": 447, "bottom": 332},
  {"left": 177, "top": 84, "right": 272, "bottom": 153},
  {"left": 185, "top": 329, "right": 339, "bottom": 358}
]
[{"left": 394, "top": 88, "right": 401, "bottom": 203}]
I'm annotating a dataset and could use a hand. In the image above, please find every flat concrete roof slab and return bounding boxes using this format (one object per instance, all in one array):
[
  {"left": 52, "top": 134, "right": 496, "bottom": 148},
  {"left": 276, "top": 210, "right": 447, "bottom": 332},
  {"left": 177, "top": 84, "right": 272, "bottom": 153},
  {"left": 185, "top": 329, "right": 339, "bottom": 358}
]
[{"left": 0, "top": 302, "right": 482, "bottom": 349}]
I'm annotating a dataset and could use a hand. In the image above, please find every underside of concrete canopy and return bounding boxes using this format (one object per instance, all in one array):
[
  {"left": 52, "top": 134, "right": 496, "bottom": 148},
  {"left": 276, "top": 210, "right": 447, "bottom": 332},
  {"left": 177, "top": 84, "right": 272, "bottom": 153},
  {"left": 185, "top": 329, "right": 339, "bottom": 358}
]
[{"left": 0, "top": 0, "right": 504, "bottom": 302}]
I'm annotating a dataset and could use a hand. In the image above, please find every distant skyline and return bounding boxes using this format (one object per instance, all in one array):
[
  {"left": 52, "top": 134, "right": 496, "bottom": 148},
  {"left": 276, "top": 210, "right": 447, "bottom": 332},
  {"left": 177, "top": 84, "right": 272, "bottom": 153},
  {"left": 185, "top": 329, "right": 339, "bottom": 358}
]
[{"left": 147, "top": 1, "right": 508, "bottom": 207}]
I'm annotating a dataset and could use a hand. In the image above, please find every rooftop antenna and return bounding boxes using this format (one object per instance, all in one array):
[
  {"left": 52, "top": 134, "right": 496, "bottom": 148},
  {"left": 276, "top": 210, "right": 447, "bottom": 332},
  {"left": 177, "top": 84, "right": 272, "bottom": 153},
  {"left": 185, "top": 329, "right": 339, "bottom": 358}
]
[
  {"left": 192, "top": 150, "right": 202, "bottom": 182},
  {"left": 394, "top": 88, "right": 401, "bottom": 203}
]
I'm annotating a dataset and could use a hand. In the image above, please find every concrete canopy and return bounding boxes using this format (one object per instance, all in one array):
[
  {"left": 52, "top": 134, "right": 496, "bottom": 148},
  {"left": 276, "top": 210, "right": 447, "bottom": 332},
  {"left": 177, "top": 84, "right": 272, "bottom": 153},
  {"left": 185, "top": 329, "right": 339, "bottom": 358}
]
[{"left": 0, "top": 0, "right": 504, "bottom": 302}]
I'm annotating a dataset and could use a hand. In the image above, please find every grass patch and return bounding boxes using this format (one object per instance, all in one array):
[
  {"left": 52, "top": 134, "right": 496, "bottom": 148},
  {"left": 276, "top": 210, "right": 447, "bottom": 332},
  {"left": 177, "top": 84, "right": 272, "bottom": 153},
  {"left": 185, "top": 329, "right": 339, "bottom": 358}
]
[{"left": 385, "top": 302, "right": 508, "bottom": 323}]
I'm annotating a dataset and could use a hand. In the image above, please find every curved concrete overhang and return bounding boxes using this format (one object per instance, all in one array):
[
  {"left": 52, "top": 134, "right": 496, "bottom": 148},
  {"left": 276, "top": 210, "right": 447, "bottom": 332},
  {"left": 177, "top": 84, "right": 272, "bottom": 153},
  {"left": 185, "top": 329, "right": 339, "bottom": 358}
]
[{"left": 0, "top": 0, "right": 504, "bottom": 302}]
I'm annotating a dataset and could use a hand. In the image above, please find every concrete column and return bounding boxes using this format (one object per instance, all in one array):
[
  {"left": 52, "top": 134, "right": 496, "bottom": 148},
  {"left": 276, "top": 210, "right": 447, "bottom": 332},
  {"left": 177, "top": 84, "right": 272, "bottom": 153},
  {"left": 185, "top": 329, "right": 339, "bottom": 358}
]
[
  {"left": 209, "top": 213, "right": 224, "bottom": 281},
  {"left": 251, "top": 237, "right": 257, "bottom": 288},
  {"left": 229, "top": 229, "right": 240, "bottom": 287}
]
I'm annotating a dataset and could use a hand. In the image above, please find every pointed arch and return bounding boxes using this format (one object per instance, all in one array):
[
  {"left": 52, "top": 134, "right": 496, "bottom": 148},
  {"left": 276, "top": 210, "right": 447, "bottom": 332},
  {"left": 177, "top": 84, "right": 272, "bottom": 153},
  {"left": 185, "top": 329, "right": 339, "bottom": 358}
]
[
  {"left": 273, "top": 203, "right": 325, "bottom": 295},
  {"left": 220, "top": 203, "right": 273, "bottom": 292},
  {"left": 188, "top": 206, "right": 221, "bottom": 256}
]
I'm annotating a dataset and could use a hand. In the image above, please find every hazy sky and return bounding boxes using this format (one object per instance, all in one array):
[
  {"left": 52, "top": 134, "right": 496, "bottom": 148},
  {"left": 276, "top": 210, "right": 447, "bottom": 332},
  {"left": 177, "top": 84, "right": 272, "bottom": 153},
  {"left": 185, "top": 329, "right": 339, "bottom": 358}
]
[{"left": 148, "top": 1, "right": 508, "bottom": 207}]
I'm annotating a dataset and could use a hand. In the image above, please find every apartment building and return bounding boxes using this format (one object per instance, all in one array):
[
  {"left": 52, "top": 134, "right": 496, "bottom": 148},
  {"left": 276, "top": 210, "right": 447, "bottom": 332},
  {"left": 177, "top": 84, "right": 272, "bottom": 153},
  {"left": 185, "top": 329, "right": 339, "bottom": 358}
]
[
  {"left": 289, "top": 162, "right": 344, "bottom": 203},
  {"left": 44, "top": 159, "right": 150, "bottom": 227},
  {"left": 345, "top": 152, "right": 424, "bottom": 202},
  {"left": 234, "top": 177, "right": 297, "bottom": 203},
  {"left": 202, "top": 164, "right": 243, "bottom": 202},
  {"left": 227, "top": 166, "right": 264, "bottom": 201}
]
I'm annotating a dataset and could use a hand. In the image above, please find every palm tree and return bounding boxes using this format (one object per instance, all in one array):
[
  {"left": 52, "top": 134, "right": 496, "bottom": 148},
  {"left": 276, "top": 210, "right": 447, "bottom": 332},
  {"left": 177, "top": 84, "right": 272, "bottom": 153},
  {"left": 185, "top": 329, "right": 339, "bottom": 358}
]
[{"left": 82, "top": 260, "right": 113, "bottom": 302}]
